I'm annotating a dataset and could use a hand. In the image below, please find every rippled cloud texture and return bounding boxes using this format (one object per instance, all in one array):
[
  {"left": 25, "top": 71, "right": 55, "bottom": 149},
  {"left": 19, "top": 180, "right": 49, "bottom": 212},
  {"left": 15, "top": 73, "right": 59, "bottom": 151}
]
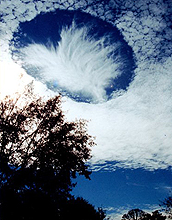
[
  {"left": 63, "top": 58, "right": 172, "bottom": 170},
  {"left": 1, "top": 0, "right": 172, "bottom": 171}
]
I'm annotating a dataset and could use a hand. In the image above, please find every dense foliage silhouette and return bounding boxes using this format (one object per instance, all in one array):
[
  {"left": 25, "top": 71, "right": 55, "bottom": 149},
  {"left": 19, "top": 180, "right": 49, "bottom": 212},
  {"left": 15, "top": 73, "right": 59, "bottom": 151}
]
[{"left": 0, "top": 92, "right": 106, "bottom": 220}]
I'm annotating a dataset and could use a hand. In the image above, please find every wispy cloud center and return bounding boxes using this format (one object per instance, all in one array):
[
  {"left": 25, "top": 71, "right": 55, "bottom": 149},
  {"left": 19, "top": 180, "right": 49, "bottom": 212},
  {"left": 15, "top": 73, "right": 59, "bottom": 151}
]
[{"left": 14, "top": 22, "right": 134, "bottom": 103}]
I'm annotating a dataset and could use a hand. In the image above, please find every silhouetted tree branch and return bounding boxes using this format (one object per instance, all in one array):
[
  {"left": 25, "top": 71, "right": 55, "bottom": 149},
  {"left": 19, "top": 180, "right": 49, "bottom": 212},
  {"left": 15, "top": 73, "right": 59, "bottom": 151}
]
[
  {"left": 0, "top": 94, "right": 93, "bottom": 191},
  {"left": 0, "top": 92, "right": 107, "bottom": 220}
]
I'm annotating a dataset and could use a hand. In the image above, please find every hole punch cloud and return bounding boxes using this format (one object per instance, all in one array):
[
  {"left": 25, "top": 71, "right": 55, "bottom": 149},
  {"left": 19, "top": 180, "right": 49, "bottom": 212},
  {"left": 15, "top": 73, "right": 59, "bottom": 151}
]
[
  {"left": 10, "top": 9, "right": 136, "bottom": 103},
  {"left": 19, "top": 23, "right": 126, "bottom": 103}
]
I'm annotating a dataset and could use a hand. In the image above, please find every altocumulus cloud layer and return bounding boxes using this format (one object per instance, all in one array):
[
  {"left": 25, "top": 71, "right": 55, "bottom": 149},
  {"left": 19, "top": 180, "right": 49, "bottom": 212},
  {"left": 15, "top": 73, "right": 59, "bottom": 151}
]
[{"left": 0, "top": 0, "right": 172, "bottom": 170}]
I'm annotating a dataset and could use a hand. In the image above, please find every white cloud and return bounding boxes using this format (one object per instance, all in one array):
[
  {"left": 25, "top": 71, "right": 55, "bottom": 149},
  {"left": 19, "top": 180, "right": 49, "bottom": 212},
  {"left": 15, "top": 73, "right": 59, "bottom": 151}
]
[
  {"left": 106, "top": 206, "right": 132, "bottom": 220},
  {"left": 61, "top": 57, "right": 172, "bottom": 170},
  {"left": 1, "top": 0, "right": 172, "bottom": 171}
]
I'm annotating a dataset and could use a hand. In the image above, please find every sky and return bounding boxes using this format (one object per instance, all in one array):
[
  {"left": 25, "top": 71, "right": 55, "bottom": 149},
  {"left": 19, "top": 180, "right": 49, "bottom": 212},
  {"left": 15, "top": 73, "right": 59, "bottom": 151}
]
[{"left": 0, "top": 0, "right": 172, "bottom": 219}]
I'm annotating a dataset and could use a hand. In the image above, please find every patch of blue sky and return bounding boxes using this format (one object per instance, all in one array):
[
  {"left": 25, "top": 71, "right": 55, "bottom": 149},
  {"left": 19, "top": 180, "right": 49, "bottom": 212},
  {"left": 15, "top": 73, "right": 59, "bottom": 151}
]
[{"left": 72, "top": 168, "right": 172, "bottom": 215}]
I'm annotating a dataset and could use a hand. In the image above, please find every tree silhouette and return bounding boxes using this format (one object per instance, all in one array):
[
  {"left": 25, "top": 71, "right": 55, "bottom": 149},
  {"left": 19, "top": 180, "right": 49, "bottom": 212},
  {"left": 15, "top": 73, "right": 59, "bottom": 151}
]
[
  {"left": 122, "top": 209, "right": 146, "bottom": 220},
  {"left": 122, "top": 209, "right": 166, "bottom": 220},
  {"left": 60, "top": 197, "right": 106, "bottom": 220},
  {"left": 150, "top": 210, "right": 166, "bottom": 220},
  {"left": 0, "top": 93, "right": 106, "bottom": 220}
]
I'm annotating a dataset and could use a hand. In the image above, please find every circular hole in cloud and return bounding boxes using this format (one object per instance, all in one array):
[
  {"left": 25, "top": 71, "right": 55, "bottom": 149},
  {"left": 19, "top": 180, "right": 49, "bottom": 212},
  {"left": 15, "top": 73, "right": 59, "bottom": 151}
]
[{"left": 10, "top": 9, "right": 136, "bottom": 103}]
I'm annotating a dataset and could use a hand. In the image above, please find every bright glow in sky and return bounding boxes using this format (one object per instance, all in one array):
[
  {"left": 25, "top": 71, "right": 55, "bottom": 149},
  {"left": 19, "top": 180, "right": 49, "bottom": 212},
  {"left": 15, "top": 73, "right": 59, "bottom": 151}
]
[{"left": 0, "top": 60, "right": 32, "bottom": 100}]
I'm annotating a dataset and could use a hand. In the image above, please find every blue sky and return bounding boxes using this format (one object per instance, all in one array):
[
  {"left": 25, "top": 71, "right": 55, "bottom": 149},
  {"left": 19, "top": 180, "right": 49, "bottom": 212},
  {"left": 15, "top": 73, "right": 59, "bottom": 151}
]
[
  {"left": 1, "top": 0, "right": 172, "bottom": 219},
  {"left": 73, "top": 168, "right": 172, "bottom": 211}
]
